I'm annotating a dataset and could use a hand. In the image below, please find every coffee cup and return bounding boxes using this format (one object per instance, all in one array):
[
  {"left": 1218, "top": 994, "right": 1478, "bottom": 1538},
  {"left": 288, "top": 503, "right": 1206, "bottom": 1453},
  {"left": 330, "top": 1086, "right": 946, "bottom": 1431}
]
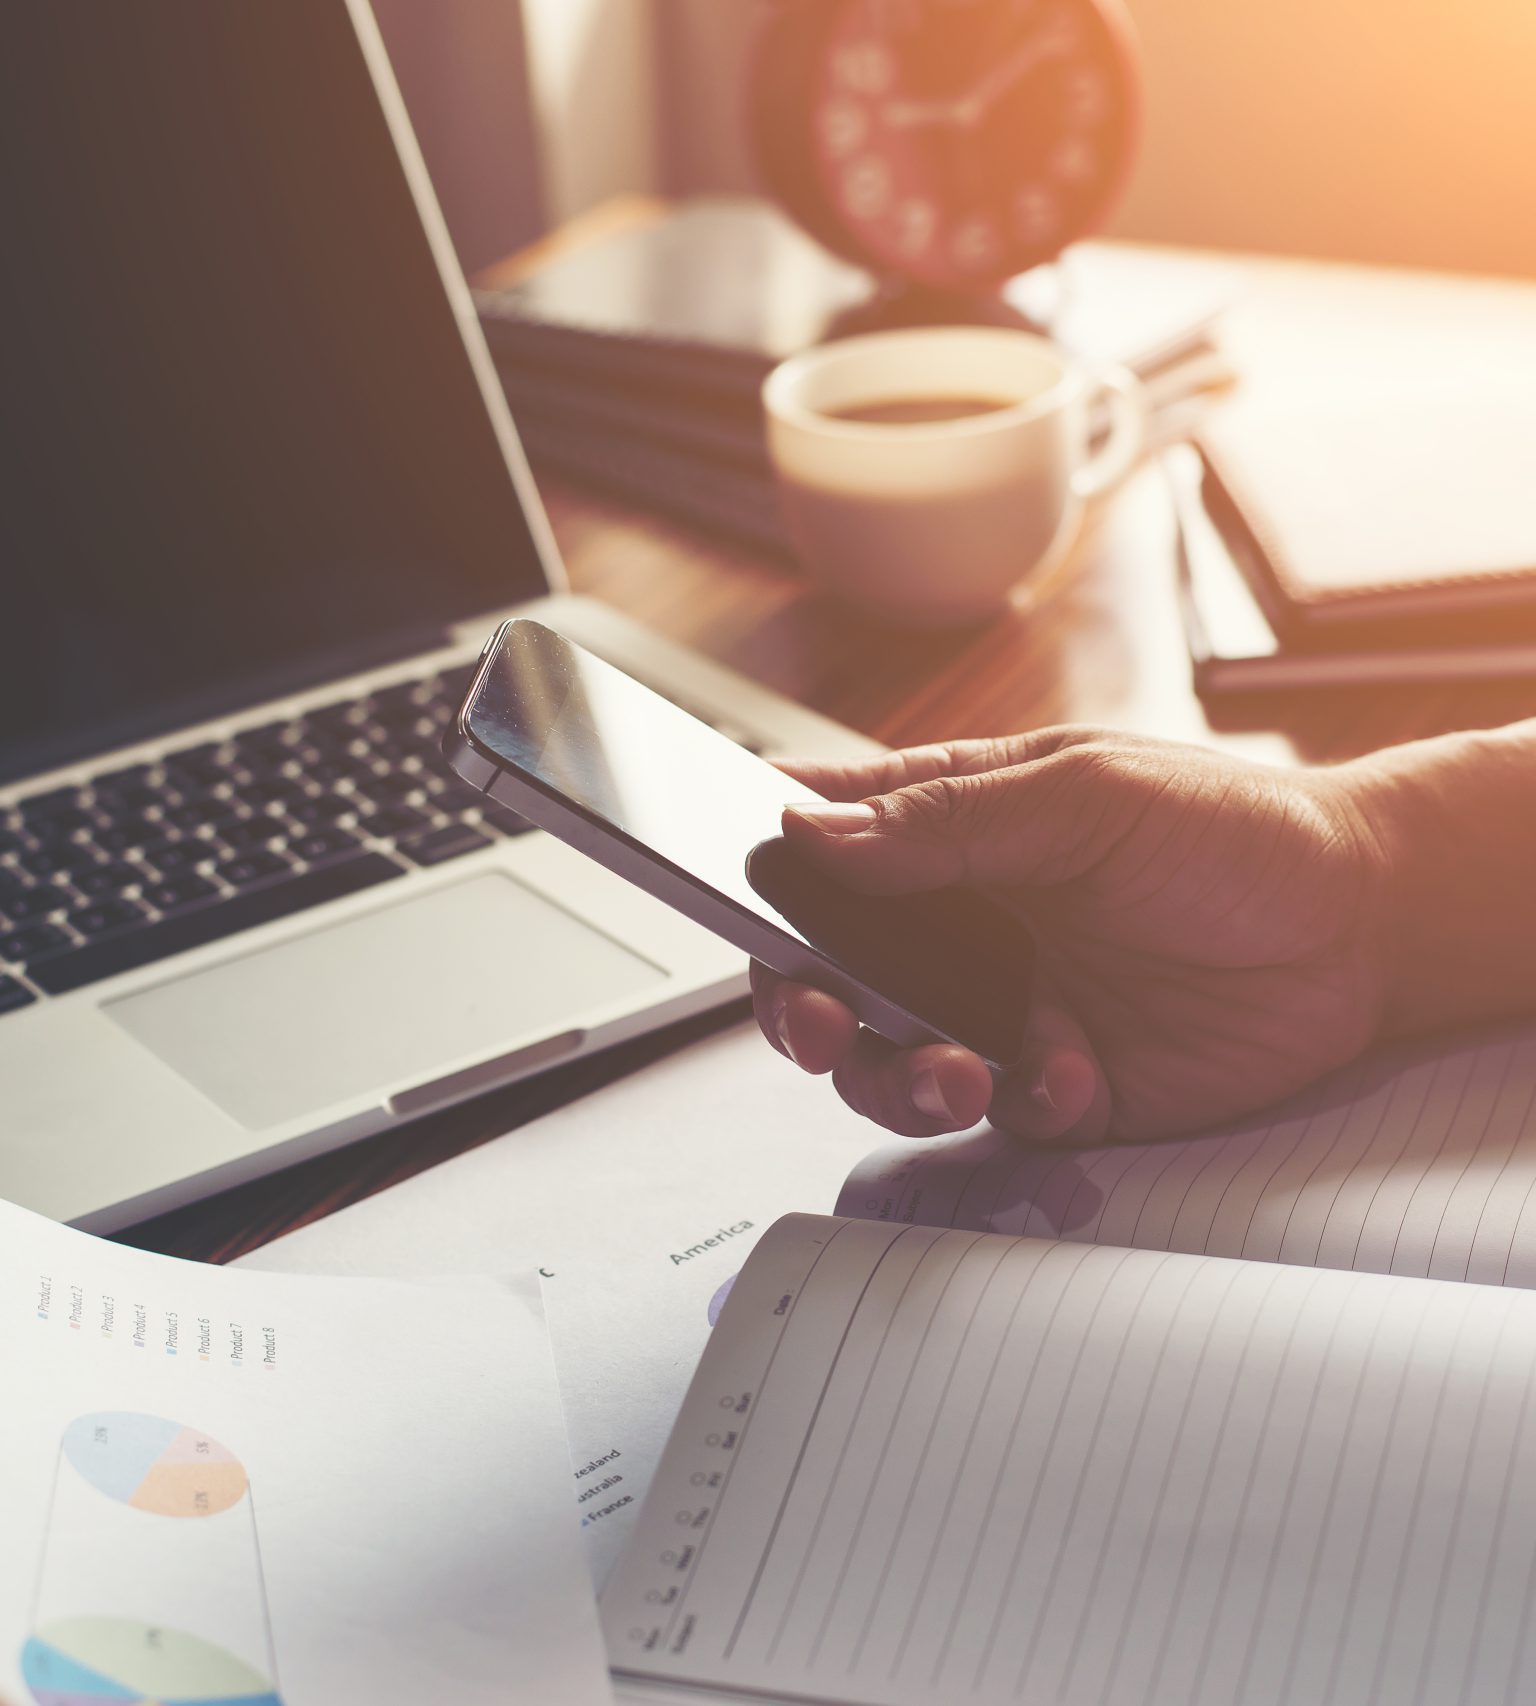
[{"left": 763, "top": 327, "right": 1144, "bottom": 625}]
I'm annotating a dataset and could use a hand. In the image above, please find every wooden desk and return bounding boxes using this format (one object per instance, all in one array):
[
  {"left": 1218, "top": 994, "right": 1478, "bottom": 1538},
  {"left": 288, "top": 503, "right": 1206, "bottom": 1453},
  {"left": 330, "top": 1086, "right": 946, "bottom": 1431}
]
[{"left": 122, "top": 217, "right": 1536, "bottom": 1263}]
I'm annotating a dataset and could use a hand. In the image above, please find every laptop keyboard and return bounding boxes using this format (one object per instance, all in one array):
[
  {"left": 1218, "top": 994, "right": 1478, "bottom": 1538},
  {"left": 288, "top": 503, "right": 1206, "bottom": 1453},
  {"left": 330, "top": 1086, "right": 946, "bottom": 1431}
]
[{"left": 0, "top": 662, "right": 539, "bottom": 1008}]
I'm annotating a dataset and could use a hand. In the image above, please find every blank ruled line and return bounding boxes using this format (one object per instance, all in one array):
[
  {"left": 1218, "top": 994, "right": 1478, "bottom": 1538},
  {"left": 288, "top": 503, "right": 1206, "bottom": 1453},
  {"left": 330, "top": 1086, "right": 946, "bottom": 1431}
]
[
  {"left": 1499, "top": 1429, "right": 1536, "bottom": 1706},
  {"left": 1458, "top": 1338, "right": 1536, "bottom": 1706},
  {"left": 969, "top": 1246, "right": 1141, "bottom": 1693},
  {"left": 762, "top": 1233, "right": 939, "bottom": 1668},
  {"left": 1267, "top": 1059, "right": 1397, "bottom": 1266},
  {"left": 1096, "top": 1258, "right": 1248, "bottom": 1704},
  {"left": 847, "top": 1237, "right": 1018, "bottom": 1674},
  {"left": 660, "top": 1219, "right": 862, "bottom": 1650},
  {"left": 1463, "top": 1071, "right": 1536, "bottom": 1283},
  {"left": 925, "top": 1241, "right": 1100, "bottom": 1688},
  {"left": 1414, "top": 1040, "right": 1515, "bottom": 1276},
  {"left": 1124, "top": 1144, "right": 1198, "bottom": 1251},
  {"left": 1316, "top": 1287, "right": 1458, "bottom": 1706},
  {"left": 1137, "top": 1263, "right": 1290, "bottom": 1706},
  {"left": 1314, "top": 1062, "right": 1437, "bottom": 1273},
  {"left": 885, "top": 1242, "right": 1055, "bottom": 1678},
  {"left": 1228, "top": 1274, "right": 1364, "bottom": 1706},
  {"left": 1055, "top": 1256, "right": 1210, "bottom": 1698},
  {"left": 1357, "top": 1057, "right": 1474, "bottom": 1275},
  {"left": 805, "top": 1233, "right": 988, "bottom": 1670},
  {"left": 1271, "top": 1277, "right": 1395, "bottom": 1706},
  {"left": 1498, "top": 1088, "right": 1536, "bottom": 1286},
  {"left": 1407, "top": 1293, "right": 1517, "bottom": 1706},
  {"left": 1181, "top": 1271, "right": 1330, "bottom": 1706},
  {"left": 725, "top": 1224, "right": 920, "bottom": 1661}
]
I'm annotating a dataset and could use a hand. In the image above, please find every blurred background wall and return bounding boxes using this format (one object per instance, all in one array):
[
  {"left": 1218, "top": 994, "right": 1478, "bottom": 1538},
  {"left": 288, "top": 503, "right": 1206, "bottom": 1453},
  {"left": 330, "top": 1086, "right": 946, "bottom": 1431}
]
[{"left": 384, "top": 0, "right": 1536, "bottom": 279}]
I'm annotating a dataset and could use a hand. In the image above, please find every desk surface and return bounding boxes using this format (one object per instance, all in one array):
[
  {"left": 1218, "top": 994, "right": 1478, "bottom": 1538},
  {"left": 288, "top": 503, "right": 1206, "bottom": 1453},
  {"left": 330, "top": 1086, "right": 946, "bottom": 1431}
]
[{"left": 121, "top": 207, "right": 1536, "bottom": 1264}]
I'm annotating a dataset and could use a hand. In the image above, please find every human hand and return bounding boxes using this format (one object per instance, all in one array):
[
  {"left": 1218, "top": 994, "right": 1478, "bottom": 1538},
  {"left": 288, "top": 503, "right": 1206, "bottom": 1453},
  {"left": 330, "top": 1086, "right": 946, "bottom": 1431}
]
[{"left": 752, "top": 727, "right": 1396, "bottom": 1146}]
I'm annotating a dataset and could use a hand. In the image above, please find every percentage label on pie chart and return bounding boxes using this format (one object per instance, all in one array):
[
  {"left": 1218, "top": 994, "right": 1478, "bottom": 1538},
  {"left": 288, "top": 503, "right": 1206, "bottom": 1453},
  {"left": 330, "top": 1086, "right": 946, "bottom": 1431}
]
[
  {"left": 21, "top": 1617, "right": 280, "bottom": 1706},
  {"left": 62, "top": 1413, "right": 247, "bottom": 1518}
]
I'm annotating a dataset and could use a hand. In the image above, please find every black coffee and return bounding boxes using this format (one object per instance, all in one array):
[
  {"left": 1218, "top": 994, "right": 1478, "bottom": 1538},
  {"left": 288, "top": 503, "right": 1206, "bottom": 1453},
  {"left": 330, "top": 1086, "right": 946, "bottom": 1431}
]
[{"left": 825, "top": 396, "right": 1019, "bottom": 426}]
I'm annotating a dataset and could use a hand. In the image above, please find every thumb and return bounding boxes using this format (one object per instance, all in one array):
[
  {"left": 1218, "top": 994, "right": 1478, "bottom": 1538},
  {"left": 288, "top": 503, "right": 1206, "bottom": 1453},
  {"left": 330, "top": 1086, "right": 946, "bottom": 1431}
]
[{"left": 782, "top": 750, "right": 1095, "bottom": 894}]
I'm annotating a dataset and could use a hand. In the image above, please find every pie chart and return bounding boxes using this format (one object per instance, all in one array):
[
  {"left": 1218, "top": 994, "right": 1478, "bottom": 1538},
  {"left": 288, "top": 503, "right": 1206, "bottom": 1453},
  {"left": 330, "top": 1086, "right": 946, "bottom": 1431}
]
[
  {"left": 21, "top": 1617, "right": 281, "bottom": 1705},
  {"left": 61, "top": 1413, "right": 248, "bottom": 1519}
]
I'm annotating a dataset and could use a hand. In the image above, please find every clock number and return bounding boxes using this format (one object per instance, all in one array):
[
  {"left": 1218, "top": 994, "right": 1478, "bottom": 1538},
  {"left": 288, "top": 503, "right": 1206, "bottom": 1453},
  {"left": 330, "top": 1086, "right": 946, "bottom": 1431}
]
[
  {"left": 833, "top": 41, "right": 895, "bottom": 96},
  {"left": 950, "top": 217, "right": 1001, "bottom": 272},
  {"left": 1064, "top": 66, "right": 1108, "bottom": 126},
  {"left": 843, "top": 156, "right": 892, "bottom": 220},
  {"left": 1050, "top": 137, "right": 1097, "bottom": 183},
  {"left": 896, "top": 198, "right": 937, "bottom": 257},
  {"left": 1015, "top": 187, "right": 1059, "bottom": 245},
  {"left": 820, "top": 97, "right": 869, "bottom": 158}
]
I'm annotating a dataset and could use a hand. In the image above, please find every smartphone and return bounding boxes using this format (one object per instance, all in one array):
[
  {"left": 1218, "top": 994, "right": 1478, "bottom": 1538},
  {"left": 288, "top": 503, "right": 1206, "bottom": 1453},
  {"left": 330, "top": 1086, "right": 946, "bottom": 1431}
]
[{"left": 446, "top": 620, "right": 1035, "bottom": 1069}]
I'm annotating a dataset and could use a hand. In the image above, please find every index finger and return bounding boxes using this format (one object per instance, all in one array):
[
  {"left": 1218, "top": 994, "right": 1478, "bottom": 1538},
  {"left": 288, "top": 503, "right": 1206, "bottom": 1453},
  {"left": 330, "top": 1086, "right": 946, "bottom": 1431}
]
[{"left": 774, "top": 730, "right": 1098, "bottom": 803}]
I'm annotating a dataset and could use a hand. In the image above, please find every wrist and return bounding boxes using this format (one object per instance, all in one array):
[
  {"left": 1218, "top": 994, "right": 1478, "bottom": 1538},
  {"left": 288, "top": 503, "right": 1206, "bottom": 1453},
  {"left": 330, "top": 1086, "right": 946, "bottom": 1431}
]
[{"left": 1334, "top": 724, "right": 1536, "bottom": 1039}]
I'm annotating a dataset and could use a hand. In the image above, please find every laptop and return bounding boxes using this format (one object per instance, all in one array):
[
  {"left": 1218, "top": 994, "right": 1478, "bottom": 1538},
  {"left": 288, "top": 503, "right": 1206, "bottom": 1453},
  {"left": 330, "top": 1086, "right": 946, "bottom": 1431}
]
[{"left": 0, "top": 1, "right": 873, "bottom": 1233}]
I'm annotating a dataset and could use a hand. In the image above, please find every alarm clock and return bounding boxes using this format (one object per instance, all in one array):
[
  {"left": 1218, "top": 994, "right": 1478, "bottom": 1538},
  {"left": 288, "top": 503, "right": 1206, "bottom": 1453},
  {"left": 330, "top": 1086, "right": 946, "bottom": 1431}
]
[{"left": 750, "top": 0, "right": 1141, "bottom": 294}]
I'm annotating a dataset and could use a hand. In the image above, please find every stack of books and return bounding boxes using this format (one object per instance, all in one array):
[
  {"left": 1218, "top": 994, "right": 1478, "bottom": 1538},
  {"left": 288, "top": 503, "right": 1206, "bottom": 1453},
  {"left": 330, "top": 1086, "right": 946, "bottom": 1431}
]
[{"left": 474, "top": 197, "right": 1236, "bottom": 552}]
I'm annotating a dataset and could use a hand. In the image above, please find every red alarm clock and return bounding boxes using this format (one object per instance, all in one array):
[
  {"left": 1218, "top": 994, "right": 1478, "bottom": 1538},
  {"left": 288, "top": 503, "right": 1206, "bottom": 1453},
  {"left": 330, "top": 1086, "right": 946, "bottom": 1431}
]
[{"left": 750, "top": 0, "right": 1141, "bottom": 293}]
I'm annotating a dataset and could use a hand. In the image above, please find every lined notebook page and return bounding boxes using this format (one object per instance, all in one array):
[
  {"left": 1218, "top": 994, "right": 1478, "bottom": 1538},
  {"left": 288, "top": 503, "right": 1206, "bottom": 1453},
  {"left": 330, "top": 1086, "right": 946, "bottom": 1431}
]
[
  {"left": 838, "top": 1024, "right": 1536, "bottom": 1285},
  {"left": 604, "top": 1213, "right": 1536, "bottom": 1706}
]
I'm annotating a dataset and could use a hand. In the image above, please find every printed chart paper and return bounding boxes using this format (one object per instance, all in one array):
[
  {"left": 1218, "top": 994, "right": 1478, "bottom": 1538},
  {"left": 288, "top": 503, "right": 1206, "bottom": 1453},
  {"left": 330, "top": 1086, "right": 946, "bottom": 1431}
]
[
  {"left": 240, "top": 1024, "right": 883, "bottom": 1584},
  {"left": 0, "top": 1199, "right": 611, "bottom": 1706}
]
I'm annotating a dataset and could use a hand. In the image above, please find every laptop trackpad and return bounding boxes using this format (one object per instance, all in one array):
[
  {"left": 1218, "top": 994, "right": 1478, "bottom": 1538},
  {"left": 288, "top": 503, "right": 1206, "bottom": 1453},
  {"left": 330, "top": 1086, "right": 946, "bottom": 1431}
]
[{"left": 106, "top": 873, "right": 666, "bottom": 1130}]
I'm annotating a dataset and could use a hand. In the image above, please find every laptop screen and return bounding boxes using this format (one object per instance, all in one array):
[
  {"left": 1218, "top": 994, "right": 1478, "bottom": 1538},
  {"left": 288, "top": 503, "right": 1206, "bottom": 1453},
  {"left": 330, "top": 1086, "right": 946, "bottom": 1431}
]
[{"left": 0, "top": 2, "right": 552, "bottom": 785}]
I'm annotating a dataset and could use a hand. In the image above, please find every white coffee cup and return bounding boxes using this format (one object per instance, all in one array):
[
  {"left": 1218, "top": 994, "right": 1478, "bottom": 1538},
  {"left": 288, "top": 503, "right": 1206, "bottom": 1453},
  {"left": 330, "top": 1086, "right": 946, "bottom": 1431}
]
[{"left": 763, "top": 327, "right": 1144, "bottom": 625}]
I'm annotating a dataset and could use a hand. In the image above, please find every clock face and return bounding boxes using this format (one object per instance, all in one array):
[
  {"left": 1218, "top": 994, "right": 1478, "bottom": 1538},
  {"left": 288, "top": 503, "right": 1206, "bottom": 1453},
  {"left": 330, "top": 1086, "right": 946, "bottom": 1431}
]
[{"left": 811, "top": 0, "right": 1137, "bottom": 288}]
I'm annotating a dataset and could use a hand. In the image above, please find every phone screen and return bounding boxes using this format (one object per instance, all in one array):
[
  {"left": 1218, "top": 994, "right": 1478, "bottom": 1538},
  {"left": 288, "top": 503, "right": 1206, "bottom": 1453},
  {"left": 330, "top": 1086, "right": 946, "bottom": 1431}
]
[{"left": 461, "top": 622, "right": 1034, "bottom": 1066}]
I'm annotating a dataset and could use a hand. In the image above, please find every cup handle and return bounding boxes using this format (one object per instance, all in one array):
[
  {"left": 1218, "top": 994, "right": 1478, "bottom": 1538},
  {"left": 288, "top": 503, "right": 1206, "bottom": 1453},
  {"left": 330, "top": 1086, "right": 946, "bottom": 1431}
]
[{"left": 1071, "top": 365, "right": 1147, "bottom": 500}]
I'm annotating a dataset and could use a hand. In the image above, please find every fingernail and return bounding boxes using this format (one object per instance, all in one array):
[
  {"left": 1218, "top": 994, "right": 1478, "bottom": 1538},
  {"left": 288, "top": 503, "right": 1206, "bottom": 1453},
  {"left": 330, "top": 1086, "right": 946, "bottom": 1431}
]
[
  {"left": 772, "top": 999, "right": 803, "bottom": 1068},
  {"left": 786, "top": 802, "right": 878, "bottom": 835},
  {"left": 911, "top": 1068, "right": 956, "bottom": 1123}
]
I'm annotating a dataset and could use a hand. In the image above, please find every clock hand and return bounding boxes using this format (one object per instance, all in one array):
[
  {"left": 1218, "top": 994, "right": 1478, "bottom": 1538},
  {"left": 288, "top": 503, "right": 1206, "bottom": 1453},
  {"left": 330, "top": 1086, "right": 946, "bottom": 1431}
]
[
  {"left": 958, "top": 31, "right": 1076, "bottom": 123},
  {"left": 881, "top": 95, "right": 973, "bottom": 130},
  {"left": 881, "top": 33, "right": 1075, "bottom": 132}
]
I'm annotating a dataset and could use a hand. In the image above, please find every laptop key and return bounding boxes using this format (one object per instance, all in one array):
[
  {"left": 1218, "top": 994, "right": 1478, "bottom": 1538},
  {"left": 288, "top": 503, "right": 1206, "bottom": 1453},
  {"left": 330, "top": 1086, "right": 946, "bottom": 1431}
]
[
  {"left": 0, "top": 922, "right": 73, "bottom": 965},
  {"left": 155, "top": 799, "right": 217, "bottom": 833},
  {"left": 143, "top": 873, "right": 220, "bottom": 913},
  {"left": 217, "top": 848, "right": 294, "bottom": 887},
  {"left": 0, "top": 975, "right": 35, "bottom": 1015},
  {"left": 16, "top": 841, "right": 88, "bottom": 880},
  {"left": 22, "top": 805, "right": 96, "bottom": 837},
  {"left": 90, "top": 762, "right": 155, "bottom": 793},
  {"left": 397, "top": 823, "right": 492, "bottom": 867},
  {"left": 91, "top": 823, "right": 149, "bottom": 855},
  {"left": 67, "top": 898, "right": 148, "bottom": 939},
  {"left": 288, "top": 826, "right": 363, "bottom": 865},
  {"left": 2, "top": 883, "right": 70, "bottom": 922},
  {"left": 91, "top": 782, "right": 164, "bottom": 814},
  {"left": 142, "top": 839, "right": 213, "bottom": 876},
  {"left": 17, "top": 786, "right": 87, "bottom": 819},
  {"left": 356, "top": 803, "right": 436, "bottom": 841},
  {"left": 210, "top": 814, "right": 281, "bottom": 852},
  {"left": 72, "top": 861, "right": 141, "bottom": 899},
  {"left": 29, "top": 852, "right": 406, "bottom": 997}
]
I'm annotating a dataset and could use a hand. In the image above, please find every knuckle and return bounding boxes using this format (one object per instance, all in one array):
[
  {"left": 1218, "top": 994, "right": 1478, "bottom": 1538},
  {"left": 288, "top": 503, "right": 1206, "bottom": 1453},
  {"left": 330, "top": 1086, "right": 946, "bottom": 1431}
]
[{"left": 888, "top": 772, "right": 987, "bottom": 836}]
